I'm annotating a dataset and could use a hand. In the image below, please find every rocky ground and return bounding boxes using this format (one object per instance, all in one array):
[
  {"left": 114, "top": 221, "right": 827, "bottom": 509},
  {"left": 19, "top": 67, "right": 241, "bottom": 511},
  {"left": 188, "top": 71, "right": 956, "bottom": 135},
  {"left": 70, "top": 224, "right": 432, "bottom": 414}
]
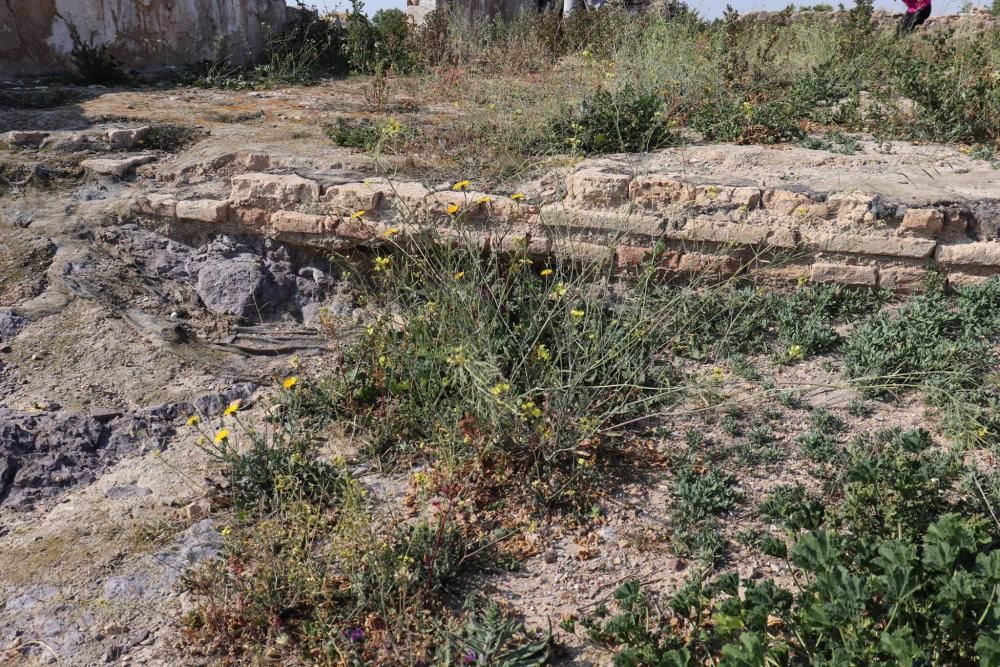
[{"left": 1, "top": 79, "right": 998, "bottom": 665}]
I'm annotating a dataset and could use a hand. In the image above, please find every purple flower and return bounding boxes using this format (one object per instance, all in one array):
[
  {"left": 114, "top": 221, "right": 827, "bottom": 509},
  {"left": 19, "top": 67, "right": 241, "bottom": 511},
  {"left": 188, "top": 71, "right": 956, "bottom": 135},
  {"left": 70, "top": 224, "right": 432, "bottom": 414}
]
[
  {"left": 345, "top": 627, "right": 364, "bottom": 642},
  {"left": 462, "top": 650, "right": 477, "bottom": 665}
]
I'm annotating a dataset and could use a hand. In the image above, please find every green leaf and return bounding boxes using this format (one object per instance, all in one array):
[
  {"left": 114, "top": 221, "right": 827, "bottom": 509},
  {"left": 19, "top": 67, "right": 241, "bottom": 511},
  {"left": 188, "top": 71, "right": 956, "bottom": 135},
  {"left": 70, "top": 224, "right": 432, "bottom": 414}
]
[{"left": 879, "top": 627, "right": 923, "bottom": 667}]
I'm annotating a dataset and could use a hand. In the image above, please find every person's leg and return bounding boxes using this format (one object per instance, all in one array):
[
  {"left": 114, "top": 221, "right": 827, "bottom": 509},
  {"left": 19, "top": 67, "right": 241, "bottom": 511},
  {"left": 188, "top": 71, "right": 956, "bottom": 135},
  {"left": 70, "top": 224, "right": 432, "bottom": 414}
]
[
  {"left": 898, "top": 11, "right": 917, "bottom": 35},
  {"left": 912, "top": 4, "right": 931, "bottom": 28}
]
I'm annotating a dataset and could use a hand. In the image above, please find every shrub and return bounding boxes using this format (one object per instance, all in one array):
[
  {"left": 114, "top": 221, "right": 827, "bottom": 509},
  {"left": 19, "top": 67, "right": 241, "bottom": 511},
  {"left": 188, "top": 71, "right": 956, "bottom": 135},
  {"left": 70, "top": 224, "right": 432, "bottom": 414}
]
[{"left": 547, "top": 84, "right": 677, "bottom": 155}]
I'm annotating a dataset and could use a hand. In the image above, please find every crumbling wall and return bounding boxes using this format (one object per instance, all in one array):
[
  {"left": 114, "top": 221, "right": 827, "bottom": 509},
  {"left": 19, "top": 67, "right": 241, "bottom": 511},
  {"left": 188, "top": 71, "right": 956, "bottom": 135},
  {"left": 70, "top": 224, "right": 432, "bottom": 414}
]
[
  {"left": 0, "top": 0, "right": 290, "bottom": 79},
  {"left": 407, "top": 0, "right": 539, "bottom": 25}
]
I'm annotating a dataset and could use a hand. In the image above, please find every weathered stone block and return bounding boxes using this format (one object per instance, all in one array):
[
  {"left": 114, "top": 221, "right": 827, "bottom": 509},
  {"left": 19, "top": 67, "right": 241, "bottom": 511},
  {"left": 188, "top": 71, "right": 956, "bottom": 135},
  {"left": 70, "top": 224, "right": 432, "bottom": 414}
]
[
  {"left": 321, "top": 182, "right": 386, "bottom": 213},
  {"left": 230, "top": 173, "right": 321, "bottom": 208},
  {"left": 936, "top": 242, "right": 1000, "bottom": 267},
  {"left": 679, "top": 219, "right": 798, "bottom": 248},
  {"left": 826, "top": 191, "right": 878, "bottom": 222},
  {"left": 677, "top": 253, "right": 745, "bottom": 275},
  {"left": 801, "top": 231, "right": 936, "bottom": 258},
  {"left": 4, "top": 130, "right": 48, "bottom": 146},
  {"left": 879, "top": 266, "right": 929, "bottom": 291},
  {"left": 629, "top": 174, "right": 696, "bottom": 211},
  {"left": 540, "top": 205, "right": 664, "bottom": 237},
  {"left": 693, "top": 185, "right": 761, "bottom": 209},
  {"left": 271, "top": 211, "right": 330, "bottom": 234},
  {"left": 107, "top": 126, "right": 151, "bottom": 150},
  {"left": 176, "top": 199, "right": 229, "bottom": 223},
  {"left": 81, "top": 155, "right": 157, "bottom": 177},
  {"left": 762, "top": 189, "right": 814, "bottom": 216},
  {"left": 131, "top": 193, "right": 177, "bottom": 218},
  {"left": 615, "top": 245, "right": 650, "bottom": 272},
  {"left": 565, "top": 168, "right": 632, "bottom": 209},
  {"left": 810, "top": 263, "right": 878, "bottom": 286},
  {"left": 898, "top": 208, "right": 944, "bottom": 237}
]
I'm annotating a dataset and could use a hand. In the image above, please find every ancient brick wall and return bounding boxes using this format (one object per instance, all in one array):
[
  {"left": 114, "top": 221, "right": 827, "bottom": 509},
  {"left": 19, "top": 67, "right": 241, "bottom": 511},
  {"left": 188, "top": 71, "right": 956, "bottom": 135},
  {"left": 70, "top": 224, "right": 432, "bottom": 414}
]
[{"left": 0, "top": 0, "right": 289, "bottom": 79}]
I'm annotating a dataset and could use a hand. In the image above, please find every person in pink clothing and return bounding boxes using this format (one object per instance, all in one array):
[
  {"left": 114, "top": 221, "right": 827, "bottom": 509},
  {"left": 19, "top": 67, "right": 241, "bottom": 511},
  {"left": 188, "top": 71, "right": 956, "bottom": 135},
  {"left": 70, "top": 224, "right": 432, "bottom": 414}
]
[{"left": 898, "top": 0, "right": 931, "bottom": 35}]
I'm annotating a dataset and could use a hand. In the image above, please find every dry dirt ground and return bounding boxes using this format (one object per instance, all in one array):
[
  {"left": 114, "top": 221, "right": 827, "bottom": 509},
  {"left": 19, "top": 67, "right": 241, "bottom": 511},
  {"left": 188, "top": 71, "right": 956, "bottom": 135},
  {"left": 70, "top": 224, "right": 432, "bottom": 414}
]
[{"left": 0, "top": 79, "right": 995, "bottom": 665}]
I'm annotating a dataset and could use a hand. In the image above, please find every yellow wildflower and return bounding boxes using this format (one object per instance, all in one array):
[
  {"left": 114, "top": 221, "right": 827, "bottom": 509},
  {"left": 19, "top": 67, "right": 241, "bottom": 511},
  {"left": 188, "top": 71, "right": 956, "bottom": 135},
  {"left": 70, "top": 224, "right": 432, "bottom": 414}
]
[
  {"left": 476, "top": 196, "right": 492, "bottom": 205},
  {"left": 540, "top": 268, "right": 553, "bottom": 277},
  {"left": 383, "top": 227, "right": 400, "bottom": 237},
  {"left": 446, "top": 203, "right": 460, "bottom": 216},
  {"left": 977, "top": 426, "right": 989, "bottom": 438},
  {"left": 186, "top": 414, "right": 200, "bottom": 426},
  {"left": 788, "top": 344, "right": 804, "bottom": 360},
  {"left": 511, "top": 193, "right": 526, "bottom": 201},
  {"left": 490, "top": 382, "right": 511, "bottom": 396},
  {"left": 536, "top": 344, "right": 551, "bottom": 362},
  {"left": 374, "top": 256, "right": 392, "bottom": 271},
  {"left": 221, "top": 525, "right": 233, "bottom": 538},
  {"left": 570, "top": 309, "right": 585, "bottom": 320},
  {"left": 223, "top": 400, "right": 241, "bottom": 416},
  {"left": 454, "top": 271, "right": 465, "bottom": 280},
  {"left": 214, "top": 428, "right": 230, "bottom": 444},
  {"left": 351, "top": 210, "right": 366, "bottom": 219},
  {"left": 282, "top": 376, "right": 299, "bottom": 390},
  {"left": 711, "top": 367, "right": 724, "bottom": 381},
  {"left": 451, "top": 180, "right": 471, "bottom": 191},
  {"left": 550, "top": 282, "right": 568, "bottom": 299},
  {"left": 520, "top": 401, "right": 543, "bottom": 419}
]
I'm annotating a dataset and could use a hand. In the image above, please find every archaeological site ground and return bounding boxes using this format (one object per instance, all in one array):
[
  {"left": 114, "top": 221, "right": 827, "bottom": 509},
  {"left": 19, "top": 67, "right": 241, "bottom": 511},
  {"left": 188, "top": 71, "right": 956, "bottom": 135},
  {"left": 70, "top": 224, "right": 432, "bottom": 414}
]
[{"left": 3, "top": 1, "right": 1000, "bottom": 665}]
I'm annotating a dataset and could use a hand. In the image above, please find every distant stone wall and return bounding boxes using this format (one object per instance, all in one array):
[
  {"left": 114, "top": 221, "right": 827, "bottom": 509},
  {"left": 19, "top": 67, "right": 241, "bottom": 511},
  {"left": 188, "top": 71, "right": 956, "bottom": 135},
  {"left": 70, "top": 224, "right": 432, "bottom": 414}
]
[
  {"left": 0, "top": 0, "right": 290, "bottom": 79},
  {"left": 407, "top": 0, "right": 540, "bottom": 25}
]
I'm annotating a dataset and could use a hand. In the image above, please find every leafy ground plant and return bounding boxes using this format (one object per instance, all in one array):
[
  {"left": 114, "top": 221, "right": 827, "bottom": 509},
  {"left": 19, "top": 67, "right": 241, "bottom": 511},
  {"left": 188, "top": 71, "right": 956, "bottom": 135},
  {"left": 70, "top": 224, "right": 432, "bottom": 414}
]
[{"left": 581, "top": 429, "right": 1000, "bottom": 666}]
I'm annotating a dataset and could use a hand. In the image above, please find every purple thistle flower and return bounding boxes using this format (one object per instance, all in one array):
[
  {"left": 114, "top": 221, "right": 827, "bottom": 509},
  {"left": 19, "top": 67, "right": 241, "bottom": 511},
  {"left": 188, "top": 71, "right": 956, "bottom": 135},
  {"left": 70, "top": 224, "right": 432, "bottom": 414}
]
[
  {"left": 345, "top": 627, "right": 365, "bottom": 642},
  {"left": 462, "top": 650, "right": 477, "bottom": 665}
]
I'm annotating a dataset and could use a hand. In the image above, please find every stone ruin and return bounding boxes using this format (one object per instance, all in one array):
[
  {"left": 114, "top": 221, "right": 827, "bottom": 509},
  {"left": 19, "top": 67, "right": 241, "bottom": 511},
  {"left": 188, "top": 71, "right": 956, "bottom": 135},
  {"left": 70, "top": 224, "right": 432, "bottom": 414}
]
[{"left": 0, "top": 0, "right": 290, "bottom": 79}]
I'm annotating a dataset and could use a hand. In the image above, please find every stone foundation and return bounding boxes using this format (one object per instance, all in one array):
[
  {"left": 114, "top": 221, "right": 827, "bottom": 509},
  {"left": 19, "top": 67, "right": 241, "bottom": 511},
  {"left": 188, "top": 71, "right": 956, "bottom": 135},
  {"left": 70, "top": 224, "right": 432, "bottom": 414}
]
[{"left": 128, "top": 153, "right": 1000, "bottom": 290}]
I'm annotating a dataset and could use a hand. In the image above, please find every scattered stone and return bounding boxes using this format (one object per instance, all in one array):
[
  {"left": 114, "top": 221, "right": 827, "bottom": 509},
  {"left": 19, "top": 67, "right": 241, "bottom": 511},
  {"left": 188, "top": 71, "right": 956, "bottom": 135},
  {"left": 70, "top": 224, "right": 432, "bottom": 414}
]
[
  {"left": 184, "top": 499, "right": 211, "bottom": 522},
  {"left": 195, "top": 254, "right": 269, "bottom": 318},
  {"left": 4, "top": 130, "right": 49, "bottom": 146},
  {"left": 81, "top": 155, "right": 157, "bottom": 177},
  {"left": 0, "top": 309, "right": 28, "bottom": 342},
  {"left": 543, "top": 549, "right": 558, "bottom": 564},
  {"left": 106, "top": 126, "right": 151, "bottom": 150}
]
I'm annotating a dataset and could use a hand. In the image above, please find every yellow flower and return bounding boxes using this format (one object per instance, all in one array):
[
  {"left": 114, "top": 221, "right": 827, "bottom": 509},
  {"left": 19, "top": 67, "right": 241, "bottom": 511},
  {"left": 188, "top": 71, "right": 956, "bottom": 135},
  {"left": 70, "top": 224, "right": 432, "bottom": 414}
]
[
  {"left": 451, "top": 180, "right": 471, "bottom": 191},
  {"left": 383, "top": 227, "right": 400, "bottom": 237},
  {"left": 351, "top": 210, "right": 366, "bottom": 219},
  {"left": 570, "top": 309, "right": 585, "bottom": 320},
  {"left": 977, "top": 426, "right": 989, "bottom": 438},
  {"left": 511, "top": 193, "right": 526, "bottom": 201},
  {"left": 186, "top": 414, "right": 200, "bottom": 426},
  {"left": 520, "top": 401, "right": 543, "bottom": 419},
  {"left": 223, "top": 400, "right": 241, "bottom": 416},
  {"left": 710, "top": 367, "right": 724, "bottom": 381},
  {"left": 490, "top": 382, "right": 510, "bottom": 396},
  {"left": 214, "top": 428, "right": 230, "bottom": 444},
  {"left": 476, "top": 196, "right": 491, "bottom": 205},
  {"left": 797, "top": 276, "right": 809, "bottom": 287},
  {"left": 540, "top": 268, "right": 553, "bottom": 277},
  {"left": 221, "top": 525, "right": 233, "bottom": 538},
  {"left": 282, "top": 376, "right": 299, "bottom": 390},
  {"left": 446, "top": 203, "right": 460, "bottom": 216},
  {"left": 374, "top": 256, "right": 392, "bottom": 271},
  {"left": 536, "top": 344, "right": 551, "bottom": 362},
  {"left": 550, "top": 282, "right": 567, "bottom": 299},
  {"left": 788, "top": 344, "right": 804, "bottom": 360},
  {"left": 454, "top": 271, "right": 465, "bottom": 280}
]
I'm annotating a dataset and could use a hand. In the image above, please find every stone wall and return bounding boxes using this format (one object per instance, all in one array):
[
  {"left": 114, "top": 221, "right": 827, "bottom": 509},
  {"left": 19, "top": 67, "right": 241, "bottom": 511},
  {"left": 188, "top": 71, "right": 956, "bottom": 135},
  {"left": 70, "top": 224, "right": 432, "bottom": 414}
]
[
  {"left": 0, "top": 0, "right": 290, "bottom": 79},
  {"left": 407, "top": 0, "right": 542, "bottom": 25},
  {"left": 121, "top": 150, "right": 1000, "bottom": 292}
]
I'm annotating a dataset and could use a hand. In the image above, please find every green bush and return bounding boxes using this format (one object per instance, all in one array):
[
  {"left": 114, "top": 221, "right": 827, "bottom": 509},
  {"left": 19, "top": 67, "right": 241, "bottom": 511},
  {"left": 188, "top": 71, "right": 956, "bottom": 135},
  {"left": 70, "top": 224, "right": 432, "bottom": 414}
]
[{"left": 548, "top": 85, "right": 677, "bottom": 155}]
